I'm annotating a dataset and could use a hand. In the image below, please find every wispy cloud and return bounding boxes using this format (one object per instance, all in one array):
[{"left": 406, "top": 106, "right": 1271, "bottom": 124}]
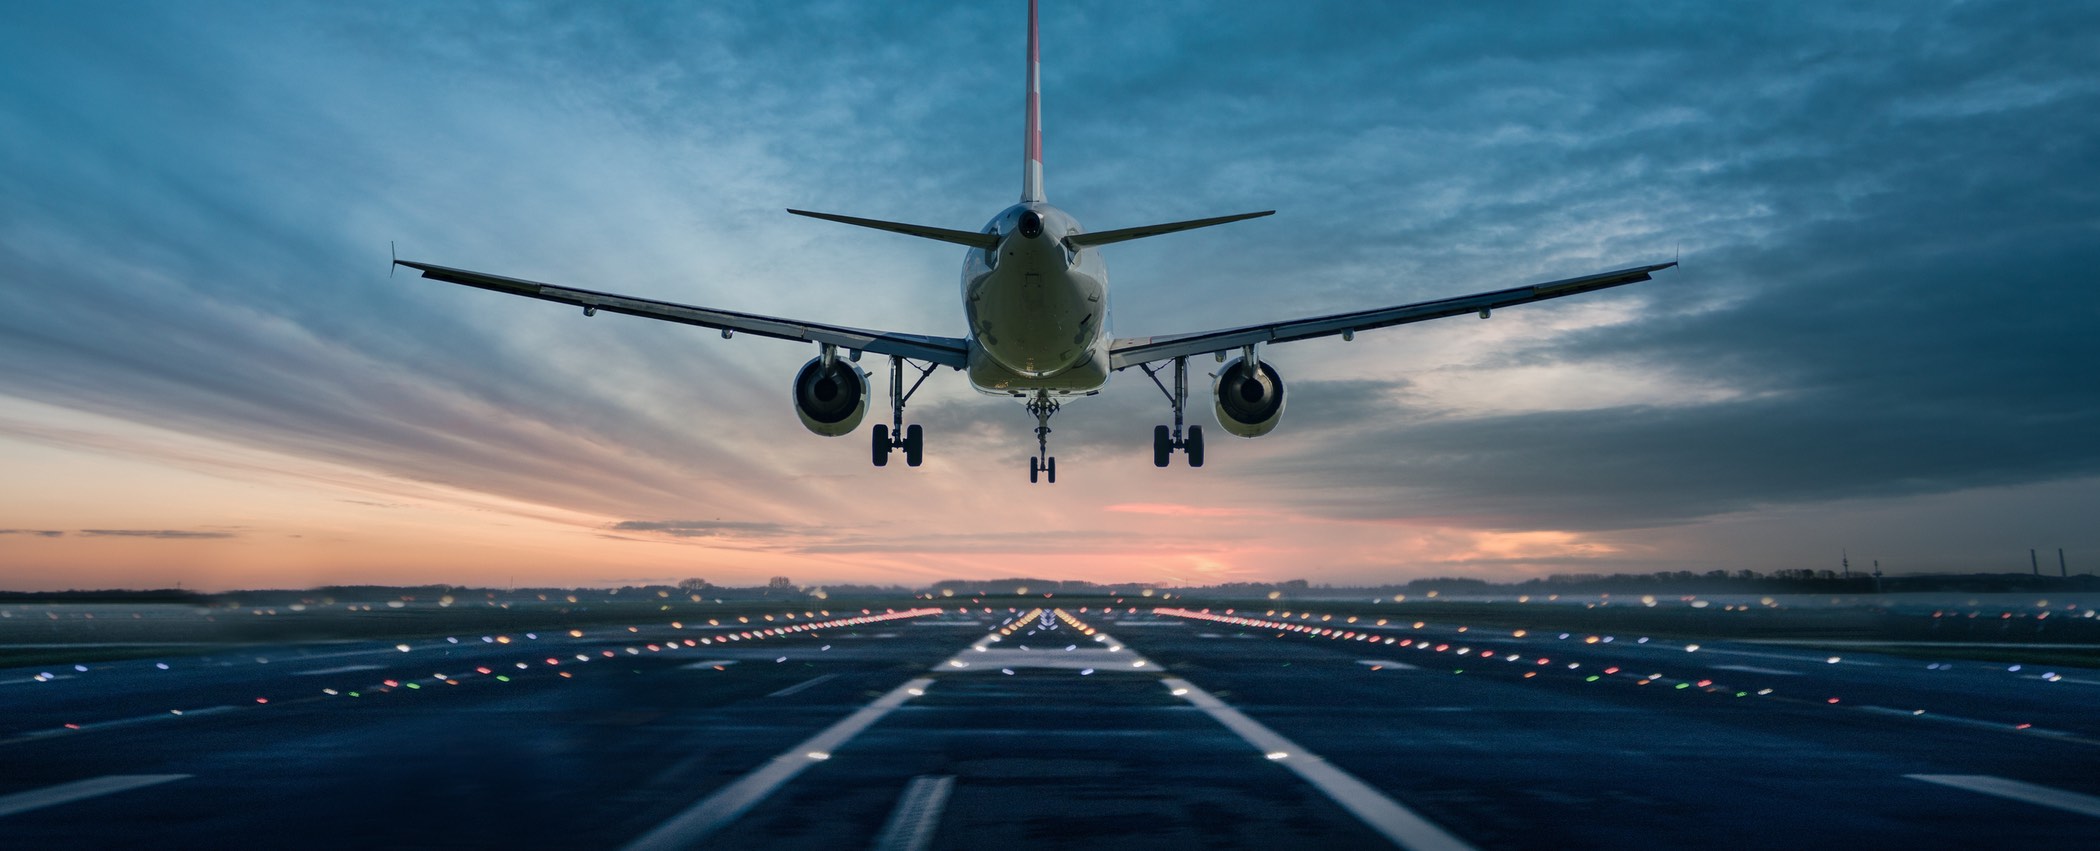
[
  {"left": 610, "top": 519, "right": 804, "bottom": 539},
  {"left": 0, "top": 529, "right": 66, "bottom": 538},
  {"left": 79, "top": 529, "right": 236, "bottom": 540}
]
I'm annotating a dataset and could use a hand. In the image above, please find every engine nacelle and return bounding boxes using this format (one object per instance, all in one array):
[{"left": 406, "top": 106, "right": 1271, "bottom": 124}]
[
  {"left": 791, "top": 356, "right": 870, "bottom": 437},
  {"left": 1212, "top": 357, "right": 1286, "bottom": 438}
]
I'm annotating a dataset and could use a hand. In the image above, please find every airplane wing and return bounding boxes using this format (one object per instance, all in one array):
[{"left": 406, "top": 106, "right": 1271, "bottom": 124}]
[
  {"left": 394, "top": 260, "right": 972, "bottom": 368},
  {"left": 1107, "top": 262, "right": 1676, "bottom": 370}
]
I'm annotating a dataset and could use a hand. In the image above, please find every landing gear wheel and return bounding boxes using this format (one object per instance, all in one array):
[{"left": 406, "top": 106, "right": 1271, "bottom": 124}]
[
  {"left": 1186, "top": 425, "right": 1205, "bottom": 468},
  {"left": 1153, "top": 425, "right": 1171, "bottom": 467},
  {"left": 1029, "top": 456, "right": 1040, "bottom": 483},
  {"left": 1046, "top": 456, "right": 1056, "bottom": 484},
  {"left": 903, "top": 424, "right": 923, "bottom": 467},
  {"left": 871, "top": 424, "right": 890, "bottom": 467}
]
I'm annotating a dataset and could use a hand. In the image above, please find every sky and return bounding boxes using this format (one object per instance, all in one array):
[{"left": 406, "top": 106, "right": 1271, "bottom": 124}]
[{"left": 2, "top": 1, "right": 2095, "bottom": 591}]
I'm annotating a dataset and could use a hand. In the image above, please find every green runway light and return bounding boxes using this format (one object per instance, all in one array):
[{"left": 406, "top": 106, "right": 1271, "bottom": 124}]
[
  {"left": 1735, "top": 691, "right": 1747, "bottom": 697},
  {"left": 348, "top": 691, "right": 360, "bottom": 697},
  {"left": 1675, "top": 683, "right": 1690, "bottom": 689},
  {"left": 496, "top": 675, "right": 510, "bottom": 682},
  {"left": 1586, "top": 675, "right": 1600, "bottom": 682},
  {"left": 406, "top": 682, "right": 421, "bottom": 689}
]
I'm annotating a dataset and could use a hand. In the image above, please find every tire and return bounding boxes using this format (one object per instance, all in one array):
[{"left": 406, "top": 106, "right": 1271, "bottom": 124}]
[
  {"left": 1153, "top": 425, "right": 1171, "bottom": 467},
  {"left": 1186, "top": 425, "right": 1205, "bottom": 468},
  {"left": 1029, "top": 456, "right": 1039, "bottom": 483},
  {"left": 904, "top": 424, "right": 924, "bottom": 467},
  {"left": 1046, "top": 456, "right": 1056, "bottom": 484},
  {"left": 871, "top": 424, "right": 889, "bottom": 467}
]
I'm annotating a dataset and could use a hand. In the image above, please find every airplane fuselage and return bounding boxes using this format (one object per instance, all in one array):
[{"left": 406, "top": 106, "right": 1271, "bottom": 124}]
[{"left": 961, "top": 202, "right": 1111, "bottom": 396}]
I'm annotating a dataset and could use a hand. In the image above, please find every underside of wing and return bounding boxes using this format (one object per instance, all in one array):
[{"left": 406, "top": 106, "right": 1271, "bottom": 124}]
[
  {"left": 395, "top": 260, "right": 970, "bottom": 368},
  {"left": 1108, "top": 262, "right": 1675, "bottom": 369}
]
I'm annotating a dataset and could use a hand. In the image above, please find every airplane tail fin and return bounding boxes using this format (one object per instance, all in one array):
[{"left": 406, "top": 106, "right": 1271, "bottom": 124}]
[{"left": 1021, "top": 0, "right": 1044, "bottom": 203}]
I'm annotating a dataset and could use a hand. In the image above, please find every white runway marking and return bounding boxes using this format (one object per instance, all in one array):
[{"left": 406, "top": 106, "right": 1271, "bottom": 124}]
[
  {"left": 870, "top": 775, "right": 954, "bottom": 851},
  {"left": 292, "top": 664, "right": 383, "bottom": 676},
  {"left": 1907, "top": 775, "right": 2100, "bottom": 819},
  {"left": 766, "top": 673, "right": 838, "bottom": 698},
  {"left": 1700, "top": 647, "right": 1882, "bottom": 666},
  {"left": 619, "top": 677, "right": 935, "bottom": 851},
  {"left": 1162, "top": 678, "right": 1476, "bottom": 851},
  {"left": 0, "top": 775, "right": 190, "bottom": 818},
  {"left": 1710, "top": 664, "right": 1801, "bottom": 676},
  {"left": 0, "top": 675, "right": 77, "bottom": 686},
  {"left": 1358, "top": 660, "right": 1419, "bottom": 671},
  {"left": 678, "top": 660, "right": 737, "bottom": 669},
  {"left": 938, "top": 629, "right": 1156, "bottom": 672}
]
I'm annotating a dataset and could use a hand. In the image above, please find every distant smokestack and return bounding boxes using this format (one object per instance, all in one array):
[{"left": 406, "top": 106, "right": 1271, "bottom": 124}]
[
  {"left": 2062, "top": 548, "right": 2069, "bottom": 578},
  {"left": 2031, "top": 548, "right": 2040, "bottom": 576}
]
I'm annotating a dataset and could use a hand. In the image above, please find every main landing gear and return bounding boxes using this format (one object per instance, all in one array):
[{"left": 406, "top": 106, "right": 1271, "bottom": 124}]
[
  {"left": 1140, "top": 356, "right": 1204, "bottom": 468},
  {"left": 1027, "top": 390, "right": 1059, "bottom": 483},
  {"left": 872, "top": 355, "right": 936, "bottom": 468}
]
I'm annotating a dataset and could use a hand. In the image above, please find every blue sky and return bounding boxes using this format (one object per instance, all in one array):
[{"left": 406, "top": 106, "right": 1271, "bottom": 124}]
[{"left": 1, "top": 1, "right": 2095, "bottom": 590}]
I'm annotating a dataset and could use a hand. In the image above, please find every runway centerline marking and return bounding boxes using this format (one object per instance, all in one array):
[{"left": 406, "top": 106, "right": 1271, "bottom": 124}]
[
  {"left": 1907, "top": 775, "right": 2100, "bottom": 819},
  {"left": 766, "top": 673, "right": 838, "bottom": 698},
  {"left": 619, "top": 676, "right": 935, "bottom": 851},
  {"left": 871, "top": 775, "right": 954, "bottom": 851},
  {"left": 1358, "top": 660, "right": 1419, "bottom": 671},
  {"left": 292, "top": 664, "right": 383, "bottom": 676},
  {"left": 1709, "top": 664, "right": 1801, "bottom": 676},
  {"left": 0, "top": 775, "right": 191, "bottom": 818},
  {"left": 1161, "top": 678, "right": 1477, "bottom": 851}
]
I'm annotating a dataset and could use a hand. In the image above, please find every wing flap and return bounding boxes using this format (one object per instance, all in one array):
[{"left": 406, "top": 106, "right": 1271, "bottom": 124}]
[
  {"left": 395, "top": 260, "right": 971, "bottom": 368},
  {"left": 1108, "top": 262, "right": 1675, "bottom": 369}
]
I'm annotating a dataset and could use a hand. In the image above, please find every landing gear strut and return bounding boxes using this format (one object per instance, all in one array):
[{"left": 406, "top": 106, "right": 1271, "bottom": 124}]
[
  {"left": 1026, "top": 390, "right": 1059, "bottom": 483},
  {"left": 1140, "top": 356, "right": 1204, "bottom": 468},
  {"left": 872, "top": 354, "right": 935, "bottom": 468}
]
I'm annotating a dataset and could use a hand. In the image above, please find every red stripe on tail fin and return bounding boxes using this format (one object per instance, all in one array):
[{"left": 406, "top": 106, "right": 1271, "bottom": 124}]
[{"left": 1021, "top": 0, "right": 1044, "bottom": 202}]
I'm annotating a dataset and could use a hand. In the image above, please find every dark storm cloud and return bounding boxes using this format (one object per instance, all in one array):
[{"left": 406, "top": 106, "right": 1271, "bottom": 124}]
[{"left": 79, "top": 529, "right": 236, "bottom": 540}]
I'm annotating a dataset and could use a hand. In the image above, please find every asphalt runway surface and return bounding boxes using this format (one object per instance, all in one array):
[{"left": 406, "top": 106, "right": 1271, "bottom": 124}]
[{"left": 4, "top": 604, "right": 2097, "bottom": 849}]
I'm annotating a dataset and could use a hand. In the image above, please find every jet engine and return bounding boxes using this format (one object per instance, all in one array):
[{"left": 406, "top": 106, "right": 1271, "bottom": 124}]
[
  {"left": 791, "top": 356, "right": 869, "bottom": 437},
  {"left": 1212, "top": 357, "right": 1286, "bottom": 438}
]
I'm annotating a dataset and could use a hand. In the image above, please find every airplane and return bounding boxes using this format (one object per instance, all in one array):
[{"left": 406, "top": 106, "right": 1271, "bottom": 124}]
[{"left": 393, "top": 0, "right": 1674, "bottom": 484}]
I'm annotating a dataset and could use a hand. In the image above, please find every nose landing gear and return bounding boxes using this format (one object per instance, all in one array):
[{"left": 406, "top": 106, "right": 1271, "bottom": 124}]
[
  {"left": 1139, "top": 356, "right": 1204, "bottom": 468},
  {"left": 1027, "top": 391, "right": 1059, "bottom": 483},
  {"left": 872, "top": 355, "right": 936, "bottom": 468}
]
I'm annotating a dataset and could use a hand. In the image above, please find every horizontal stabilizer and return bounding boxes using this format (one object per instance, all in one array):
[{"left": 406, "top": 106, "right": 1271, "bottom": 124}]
[
  {"left": 1065, "top": 210, "right": 1274, "bottom": 249},
  {"left": 788, "top": 209, "right": 999, "bottom": 250}
]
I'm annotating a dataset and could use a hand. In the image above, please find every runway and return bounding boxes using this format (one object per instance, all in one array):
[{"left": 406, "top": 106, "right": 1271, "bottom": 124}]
[{"left": 3, "top": 603, "right": 2096, "bottom": 849}]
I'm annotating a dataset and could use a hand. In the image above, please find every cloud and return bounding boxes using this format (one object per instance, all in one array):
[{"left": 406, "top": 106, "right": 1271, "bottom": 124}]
[
  {"left": 0, "top": 1, "right": 2093, "bottom": 582},
  {"left": 78, "top": 529, "right": 236, "bottom": 540},
  {"left": 610, "top": 519, "right": 803, "bottom": 539},
  {"left": 0, "top": 529, "right": 66, "bottom": 538}
]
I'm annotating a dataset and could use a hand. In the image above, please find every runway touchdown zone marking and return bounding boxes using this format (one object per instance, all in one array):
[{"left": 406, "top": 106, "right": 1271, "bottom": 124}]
[
  {"left": 619, "top": 676, "right": 936, "bottom": 851},
  {"left": 870, "top": 775, "right": 955, "bottom": 851},
  {"left": 766, "top": 673, "right": 839, "bottom": 698},
  {"left": 1162, "top": 678, "right": 1477, "bottom": 851},
  {"left": 0, "top": 775, "right": 191, "bottom": 818},
  {"left": 1907, "top": 774, "right": 2100, "bottom": 819}
]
